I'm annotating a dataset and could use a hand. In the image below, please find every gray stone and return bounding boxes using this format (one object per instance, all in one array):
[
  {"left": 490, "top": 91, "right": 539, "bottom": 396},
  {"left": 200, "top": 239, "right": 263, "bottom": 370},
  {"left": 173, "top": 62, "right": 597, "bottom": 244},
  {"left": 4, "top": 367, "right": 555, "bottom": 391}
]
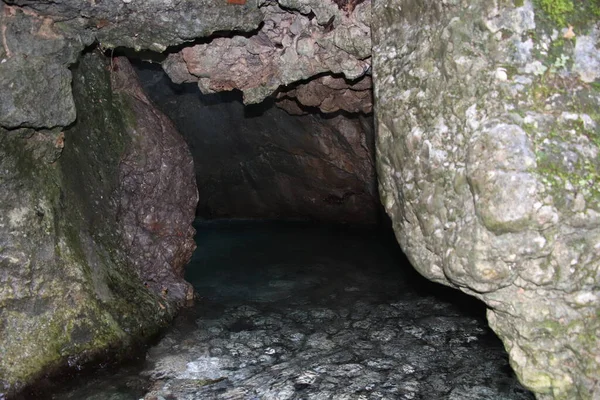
[
  {"left": 0, "top": 4, "right": 84, "bottom": 128},
  {"left": 5, "top": 0, "right": 262, "bottom": 50},
  {"left": 372, "top": 0, "right": 600, "bottom": 397},
  {"left": 0, "top": 52, "right": 196, "bottom": 395},
  {"left": 0, "top": 0, "right": 261, "bottom": 128}
]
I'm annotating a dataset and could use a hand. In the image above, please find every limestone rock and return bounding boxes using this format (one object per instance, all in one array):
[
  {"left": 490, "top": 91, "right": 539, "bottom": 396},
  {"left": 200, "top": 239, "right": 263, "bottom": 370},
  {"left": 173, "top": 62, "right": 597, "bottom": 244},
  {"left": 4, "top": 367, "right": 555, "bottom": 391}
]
[
  {"left": 0, "top": 4, "right": 84, "bottom": 128},
  {"left": 0, "top": 0, "right": 262, "bottom": 129},
  {"left": 0, "top": 52, "right": 197, "bottom": 396},
  {"left": 162, "top": 1, "right": 371, "bottom": 105},
  {"left": 4, "top": 0, "right": 262, "bottom": 51},
  {"left": 372, "top": 0, "right": 600, "bottom": 398}
]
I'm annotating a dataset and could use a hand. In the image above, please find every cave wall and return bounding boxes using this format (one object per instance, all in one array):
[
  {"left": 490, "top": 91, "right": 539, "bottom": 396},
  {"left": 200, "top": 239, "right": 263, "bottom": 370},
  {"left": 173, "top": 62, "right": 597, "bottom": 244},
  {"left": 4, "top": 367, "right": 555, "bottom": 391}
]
[
  {"left": 137, "top": 65, "right": 378, "bottom": 224},
  {"left": 0, "top": 51, "right": 197, "bottom": 395},
  {"left": 372, "top": 0, "right": 600, "bottom": 398},
  {"left": 0, "top": 0, "right": 376, "bottom": 394}
]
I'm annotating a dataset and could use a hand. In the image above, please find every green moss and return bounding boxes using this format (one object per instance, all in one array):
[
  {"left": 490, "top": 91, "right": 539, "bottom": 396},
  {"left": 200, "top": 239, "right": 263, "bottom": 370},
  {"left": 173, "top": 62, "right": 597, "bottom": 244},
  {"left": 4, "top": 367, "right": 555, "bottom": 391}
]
[
  {"left": 524, "top": 66, "right": 600, "bottom": 211},
  {"left": 534, "top": 137, "right": 600, "bottom": 212},
  {"left": 115, "top": 95, "right": 139, "bottom": 130},
  {"left": 536, "top": 0, "right": 574, "bottom": 26},
  {"left": 534, "top": 0, "right": 600, "bottom": 31},
  {"left": 521, "top": 369, "right": 554, "bottom": 393}
]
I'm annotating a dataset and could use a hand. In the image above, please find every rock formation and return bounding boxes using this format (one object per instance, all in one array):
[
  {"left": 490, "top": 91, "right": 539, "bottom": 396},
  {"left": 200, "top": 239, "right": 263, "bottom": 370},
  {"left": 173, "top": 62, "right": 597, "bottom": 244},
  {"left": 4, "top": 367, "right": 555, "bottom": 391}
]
[
  {"left": 0, "top": 51, "right": 197, "bottom": 395},
  {"left": 112, "top": 57, "right": 198, "bottom": 301},
  {"left": 162, "top": 1, "right": 371, "bottom": 106},
  {"left": 0, "top": 0, "right": 599, "bottom": 398},
  {"left": 137, "top": 65, "right": 378, "bottom": 224},
  {"left": 276, "top": 75, "right": 373, "bottom": 115},
  {"left": 373, "top": 0, "right": 600, "bottom": 398}
]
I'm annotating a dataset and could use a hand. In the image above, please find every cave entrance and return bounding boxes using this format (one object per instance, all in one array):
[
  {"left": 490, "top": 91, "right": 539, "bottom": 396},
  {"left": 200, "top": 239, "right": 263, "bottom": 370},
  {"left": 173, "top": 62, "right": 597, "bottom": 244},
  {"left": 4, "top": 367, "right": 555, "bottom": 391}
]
[
  {"left": 45, "top": 57, "right": 533, "bottom": 399},
  {"left": 114, "top": 61, "right": 533, "bottom": 399}
]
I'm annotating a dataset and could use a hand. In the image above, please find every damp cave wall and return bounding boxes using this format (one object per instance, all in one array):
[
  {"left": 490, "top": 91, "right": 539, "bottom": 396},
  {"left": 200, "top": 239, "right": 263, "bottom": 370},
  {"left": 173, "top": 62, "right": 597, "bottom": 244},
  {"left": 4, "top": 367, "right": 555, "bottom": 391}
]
[
  {"left": 135, "top": 63, "right": 380, "bottom": 225},
  {"left": 0, "top": 50, "right": 381, "bottom": 398},
  {"left": 0, "top": 52, "right": 188, "bottom": 395}
]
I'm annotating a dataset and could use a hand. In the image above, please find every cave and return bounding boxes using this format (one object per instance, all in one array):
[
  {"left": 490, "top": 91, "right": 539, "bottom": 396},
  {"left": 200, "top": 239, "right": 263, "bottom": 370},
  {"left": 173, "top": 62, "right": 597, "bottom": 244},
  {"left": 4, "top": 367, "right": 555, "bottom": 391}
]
[
  {"left": 134, "top": 61, "right": 379, "bottom": 225},
  {"left": 1, "top": 0, "right": 599, "bottom": 399},
  {"left": 20, "top": 56, "right": 534, "bottom": 400}
]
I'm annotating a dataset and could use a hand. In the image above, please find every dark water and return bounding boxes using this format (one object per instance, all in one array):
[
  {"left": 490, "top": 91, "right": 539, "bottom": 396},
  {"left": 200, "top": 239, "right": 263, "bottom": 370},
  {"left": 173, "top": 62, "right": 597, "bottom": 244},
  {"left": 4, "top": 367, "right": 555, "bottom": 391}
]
[{"left": 41, "top": 220, "right": 533, "bottom": 400}]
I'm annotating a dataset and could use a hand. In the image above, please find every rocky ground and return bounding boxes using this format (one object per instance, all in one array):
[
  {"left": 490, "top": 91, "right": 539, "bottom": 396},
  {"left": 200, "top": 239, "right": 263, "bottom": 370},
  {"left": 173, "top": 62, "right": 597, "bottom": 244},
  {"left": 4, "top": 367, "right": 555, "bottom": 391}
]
[{"left": 49, "top": 220, "right": 534, "bottom": 400}]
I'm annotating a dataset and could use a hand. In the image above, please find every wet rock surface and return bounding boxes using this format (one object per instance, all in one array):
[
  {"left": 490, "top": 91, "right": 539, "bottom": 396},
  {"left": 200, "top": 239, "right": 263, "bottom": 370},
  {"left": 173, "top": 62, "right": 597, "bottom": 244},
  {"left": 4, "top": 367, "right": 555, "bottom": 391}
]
[
  {"left": 51, "top": 221, "right": 534, "bottom": 400},
  {"left": 137, "top": 64, "right": 378, "bottom": 224}
]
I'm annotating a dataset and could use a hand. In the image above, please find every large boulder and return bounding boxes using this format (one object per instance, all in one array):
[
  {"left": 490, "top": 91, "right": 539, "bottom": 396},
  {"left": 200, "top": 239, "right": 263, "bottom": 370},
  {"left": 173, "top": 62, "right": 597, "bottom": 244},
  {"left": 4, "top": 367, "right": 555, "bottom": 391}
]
[
  {"left": 372, "top": 0, "right": 600, "bottom": 398},
  {"left": 0, "top": 52, "right": 197, "bottom": 396},
  {"left": 111, "top": 57, "right": 198, "bottom": 300}
]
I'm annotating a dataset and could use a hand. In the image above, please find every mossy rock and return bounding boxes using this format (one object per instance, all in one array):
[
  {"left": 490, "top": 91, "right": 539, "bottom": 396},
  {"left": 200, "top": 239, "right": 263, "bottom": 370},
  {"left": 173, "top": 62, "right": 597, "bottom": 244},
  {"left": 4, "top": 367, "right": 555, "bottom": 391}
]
[{"left": 0, "top": 51, "right": 175, "bottom": 397}]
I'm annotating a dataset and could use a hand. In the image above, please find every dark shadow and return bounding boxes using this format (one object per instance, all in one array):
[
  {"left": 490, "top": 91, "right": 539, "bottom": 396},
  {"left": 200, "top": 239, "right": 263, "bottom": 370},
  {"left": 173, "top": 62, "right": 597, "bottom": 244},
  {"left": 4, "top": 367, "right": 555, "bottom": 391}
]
[{"left": 377, "top": 212, "right": 489, "bottom": 320}]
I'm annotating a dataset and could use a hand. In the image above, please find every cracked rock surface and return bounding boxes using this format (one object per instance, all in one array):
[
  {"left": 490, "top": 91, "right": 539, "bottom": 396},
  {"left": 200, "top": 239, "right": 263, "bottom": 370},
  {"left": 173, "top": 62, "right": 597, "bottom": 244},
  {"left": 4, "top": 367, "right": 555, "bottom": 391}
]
[
  {"left": 0, "top": 0, "right": 262, "bottom": 128},
  {"left": 162, "top": 0, "right": 372, "bottom": 105},
  {"left": 3, "top": 0, "right": 262, "bottom": 51},
  {"left": 372, "top": 0, "right": 600, "bottom": 397},
  {"left": 0, "top": 52, "right": 197, "bottom": 395},
  {"left": 50, "top": 221, "right": 534, "bottom": 400}
]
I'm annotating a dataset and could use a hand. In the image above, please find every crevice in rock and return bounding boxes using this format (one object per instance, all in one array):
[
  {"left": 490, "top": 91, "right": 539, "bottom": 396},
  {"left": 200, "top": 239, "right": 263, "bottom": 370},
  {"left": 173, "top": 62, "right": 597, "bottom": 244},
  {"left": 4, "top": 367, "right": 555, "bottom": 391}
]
[{"left": 275, "top": 72, "right": 373, "bottom": 115}]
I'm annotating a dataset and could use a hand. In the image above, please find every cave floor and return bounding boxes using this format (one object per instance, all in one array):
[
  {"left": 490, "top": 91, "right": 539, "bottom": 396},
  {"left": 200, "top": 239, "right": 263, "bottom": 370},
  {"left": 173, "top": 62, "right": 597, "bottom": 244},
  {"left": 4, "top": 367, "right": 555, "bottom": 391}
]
[{"left": 52, "top": 220, "right": 534, "bottom": 400}]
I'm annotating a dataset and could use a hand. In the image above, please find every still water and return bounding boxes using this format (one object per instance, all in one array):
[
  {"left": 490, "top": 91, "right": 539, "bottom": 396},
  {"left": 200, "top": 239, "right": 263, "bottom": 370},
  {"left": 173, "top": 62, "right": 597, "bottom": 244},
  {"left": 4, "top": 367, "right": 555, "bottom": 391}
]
[{"left": 44, "top": 220, "right": 533, "bottom": 400}]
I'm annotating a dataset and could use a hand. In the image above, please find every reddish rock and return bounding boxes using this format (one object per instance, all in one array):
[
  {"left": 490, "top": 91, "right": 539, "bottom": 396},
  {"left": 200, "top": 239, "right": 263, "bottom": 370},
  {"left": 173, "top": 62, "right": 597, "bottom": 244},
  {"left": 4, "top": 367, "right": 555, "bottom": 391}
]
[
  {"left": 162, "top": 2, "right": 371, "bottom": 106},
  {"left": 112, "top": 57, "right": 198, "bottom": 303},
  {"left": 276, "top": 75, "right": 373, "bottom": 115}
]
